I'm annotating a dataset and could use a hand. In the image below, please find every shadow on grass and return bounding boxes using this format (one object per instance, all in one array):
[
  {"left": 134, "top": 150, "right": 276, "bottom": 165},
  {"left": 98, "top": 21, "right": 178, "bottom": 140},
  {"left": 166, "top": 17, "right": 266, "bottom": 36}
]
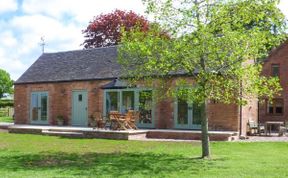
[{"left": 0, "top": 151, "right": 223, "bottom": 177}]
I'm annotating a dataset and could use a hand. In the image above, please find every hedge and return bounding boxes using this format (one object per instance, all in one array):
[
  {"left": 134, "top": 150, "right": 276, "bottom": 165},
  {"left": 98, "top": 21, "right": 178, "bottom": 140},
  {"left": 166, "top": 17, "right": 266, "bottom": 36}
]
[{"left": 0, "top": 100, "right": 14, "bottom": 108}]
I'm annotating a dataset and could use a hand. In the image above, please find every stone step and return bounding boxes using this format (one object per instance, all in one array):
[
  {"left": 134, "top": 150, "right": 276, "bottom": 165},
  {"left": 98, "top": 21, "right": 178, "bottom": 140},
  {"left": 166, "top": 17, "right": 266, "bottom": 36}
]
[
  {"left": 45, "top": 128, "right": 93, "bottom": 132},
  {"left": 128, "top": 133, "right": 147, "bottom": 140},
  {"left": 0, "top": 122, "right": 14, "bottom": 129}
]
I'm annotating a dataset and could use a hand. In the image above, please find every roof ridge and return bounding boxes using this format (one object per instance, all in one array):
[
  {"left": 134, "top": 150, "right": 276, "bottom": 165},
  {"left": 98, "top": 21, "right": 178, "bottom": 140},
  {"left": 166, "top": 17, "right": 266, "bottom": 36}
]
[{"left": 43, "top": 45, "right": 118, "bottom": 55}]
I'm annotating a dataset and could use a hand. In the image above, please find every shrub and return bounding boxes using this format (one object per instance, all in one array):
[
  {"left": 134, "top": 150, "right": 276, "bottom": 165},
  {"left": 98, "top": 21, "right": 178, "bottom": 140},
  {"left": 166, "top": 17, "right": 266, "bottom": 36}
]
[{"left": 0, "top": 100, "right": 13, "bottom": 108}]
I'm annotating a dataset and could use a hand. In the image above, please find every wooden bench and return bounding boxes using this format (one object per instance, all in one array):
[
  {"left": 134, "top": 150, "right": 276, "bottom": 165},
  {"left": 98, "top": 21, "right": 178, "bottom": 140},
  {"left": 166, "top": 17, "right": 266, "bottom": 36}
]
[{"left": 248, "top": 120, "right": 264, "bottom": 135}]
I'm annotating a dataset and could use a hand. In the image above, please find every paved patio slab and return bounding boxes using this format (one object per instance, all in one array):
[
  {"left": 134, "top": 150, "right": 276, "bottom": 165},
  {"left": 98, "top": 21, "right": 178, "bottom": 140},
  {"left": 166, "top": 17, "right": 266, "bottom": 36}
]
[
  {"left": 238, "top": 135, "right": 288, "bottom": 142},
  {"left": 0, "top": 122, "right": 14, "bottom": 129}
]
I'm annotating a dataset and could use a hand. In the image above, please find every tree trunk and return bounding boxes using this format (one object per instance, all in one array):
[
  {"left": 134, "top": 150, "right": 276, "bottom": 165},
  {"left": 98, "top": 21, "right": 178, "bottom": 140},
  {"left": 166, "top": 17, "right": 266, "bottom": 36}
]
[{"left": 201, "top": 99, "right": 210, "bottom": 159}]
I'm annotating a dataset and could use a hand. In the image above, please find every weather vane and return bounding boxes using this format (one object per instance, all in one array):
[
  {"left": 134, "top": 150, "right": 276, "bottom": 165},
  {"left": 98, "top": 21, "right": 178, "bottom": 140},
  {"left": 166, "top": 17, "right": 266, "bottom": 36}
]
[{"left": 39, "top": 36, "right": 46, "bottom": 53}]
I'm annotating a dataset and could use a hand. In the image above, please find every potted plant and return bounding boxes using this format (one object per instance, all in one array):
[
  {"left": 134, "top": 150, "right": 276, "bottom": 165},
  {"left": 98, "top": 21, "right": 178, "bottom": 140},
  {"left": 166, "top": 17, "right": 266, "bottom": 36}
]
[
  {"left": 56, "top": 115, "right": 64, "bottom": 126},
  {"left": 89, "top": 114, "right": 97, "bottom": 128}
]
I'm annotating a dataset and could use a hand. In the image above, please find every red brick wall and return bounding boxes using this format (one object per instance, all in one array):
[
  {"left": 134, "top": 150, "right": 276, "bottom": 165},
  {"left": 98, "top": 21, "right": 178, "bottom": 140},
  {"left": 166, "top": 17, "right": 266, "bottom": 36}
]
[
  {"left": 14, "top": 84, "right": 29, "bottom": 124},
  {"left": 153, "top": 98, "right": 256, "bottom": 135},
  {"left": 155, "top": 98, "right": 174, "bottom": 129},
  {"left": 241, "top": 99, "right": 259, "bottom": 135},
  {"left": 259, "top": 42, "right": 288, "bottom": 124},
  {"left": 207, "top": 102, "right": 239, "bottom": 131},
  {"left": 14, "top": 79, "right": 248, "bottom": 132},
  {"left": 14, "top": 80, "right": 109, "bottom": 125}
]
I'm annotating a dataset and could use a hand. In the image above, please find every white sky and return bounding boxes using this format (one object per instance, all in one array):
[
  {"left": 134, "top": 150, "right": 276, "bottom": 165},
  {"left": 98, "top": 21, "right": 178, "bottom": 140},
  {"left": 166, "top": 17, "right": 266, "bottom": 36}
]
[{"left": 0, "top": 0, "right": 287, "bottom": 80}]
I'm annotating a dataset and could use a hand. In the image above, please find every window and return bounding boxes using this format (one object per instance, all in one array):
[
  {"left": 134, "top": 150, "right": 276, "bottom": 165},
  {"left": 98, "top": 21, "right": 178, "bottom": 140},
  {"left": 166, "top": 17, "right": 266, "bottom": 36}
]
[
  {"left": 78, "top": 94, "right": 82, "bottom": 102},
  {"left": 267, "top": 99, "right": 284, "bottom": 115},
  {"left": 271, "top": 64, "right": 280, "bottom": 77}
]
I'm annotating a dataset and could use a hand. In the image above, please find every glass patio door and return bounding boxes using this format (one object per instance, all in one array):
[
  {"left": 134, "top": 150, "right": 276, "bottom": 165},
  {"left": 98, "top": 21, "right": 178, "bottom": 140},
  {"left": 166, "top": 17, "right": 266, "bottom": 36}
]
[
  {"left": 192, "top": 103, "right": 203, "bottom": 128},
  {"left": 105, "top": 91, "right": 119, "bottom": 114},
  {"left": 174, "top": 99, "right": 202, "bottom": 129},
  {"left": 104, "top": 89, "right": 154, "bottom": 128},
  {"left": 30, "top": 92, "right": 48, "bottom": 124},
  {"left": 122, "top": 91, "right": 135, "bottom": 113},
  {"left": 137, "top": 90, "right": 154, "bottom": 128}
]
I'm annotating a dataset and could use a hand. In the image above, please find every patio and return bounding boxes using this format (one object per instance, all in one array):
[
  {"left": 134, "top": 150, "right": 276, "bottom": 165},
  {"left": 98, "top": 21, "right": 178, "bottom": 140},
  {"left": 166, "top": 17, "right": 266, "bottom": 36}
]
[
  {"left": 5, "top": 124, "right": 238, "bottom": 141},
  {"left": 240, "top": 135, "right": 288, "bottom": 142},
  {"left": 8, "top": 124, "right": 148, "bottom": 140},
  {"left": 248, "top": 120, "right": 288, "bottom": 137}
]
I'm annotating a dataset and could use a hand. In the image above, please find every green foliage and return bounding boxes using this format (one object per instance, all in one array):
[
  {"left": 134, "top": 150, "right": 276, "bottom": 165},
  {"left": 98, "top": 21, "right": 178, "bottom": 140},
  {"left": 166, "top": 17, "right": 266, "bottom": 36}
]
[
  {"left": 0, "top": 100, "right": 13, "bottom": 108},
  {"left": 0, "top": 69, "right": 13, "bottom": 98},
  {"left": 119, "top": 0, "right": 287, "bottom": 158},
  {"left": 119, "top": 0, "right": 287, "bottom": 105},
  {"left": 0, "top": 133, "right": 288, "bottom": 177},
  {"left": 0, "top": 116, "right": 13, "bottom": 122}
]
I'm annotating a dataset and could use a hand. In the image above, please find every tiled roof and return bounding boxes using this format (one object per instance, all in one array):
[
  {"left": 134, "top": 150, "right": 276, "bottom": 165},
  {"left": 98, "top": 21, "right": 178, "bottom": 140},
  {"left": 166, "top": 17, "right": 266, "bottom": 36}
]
[{"left": 15, "top": 46, "right": 120, "bottom": 84}]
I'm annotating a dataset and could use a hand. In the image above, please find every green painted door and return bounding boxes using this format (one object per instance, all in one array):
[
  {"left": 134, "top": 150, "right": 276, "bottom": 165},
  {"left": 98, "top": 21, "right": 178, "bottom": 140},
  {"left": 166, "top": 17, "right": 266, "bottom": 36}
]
[
  {"left": 72, "top": 90, "right": 88, "bottom": 126},
  {"left": 30, "top": 92, "right": 48, "bottom": 124},
  {"left": 174, "top": 99, "right": 203, "bottom": 129}
]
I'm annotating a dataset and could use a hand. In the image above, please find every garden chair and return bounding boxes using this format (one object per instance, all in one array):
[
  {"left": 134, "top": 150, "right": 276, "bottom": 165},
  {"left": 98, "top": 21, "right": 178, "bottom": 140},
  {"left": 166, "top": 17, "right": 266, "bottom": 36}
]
[
  {"left": 123, "top": 110, "right": 139, "bottom": 130},
  {"left": 123, "top": 110, "right": 134, "bottom": 129},
  {"left": 109, "top": 111, "right": 127, "bottom": 130},
  {"left": 248, "top": 120, "right": 264, "bottom": 135},
  {"left": 131, "top": 111, "right": 140, "bottom": 130},
  {"left": 96, "top": 112, "right": 106, "bottom": 129},
  {"left": 90, "top": 112, "right": 106, "bottom": 129},
  {"left": 279, "top": 122, "right": 288, "bottom": 136},
  {"left": 258, "top": 123, "right": 265, "bottom": 135}
]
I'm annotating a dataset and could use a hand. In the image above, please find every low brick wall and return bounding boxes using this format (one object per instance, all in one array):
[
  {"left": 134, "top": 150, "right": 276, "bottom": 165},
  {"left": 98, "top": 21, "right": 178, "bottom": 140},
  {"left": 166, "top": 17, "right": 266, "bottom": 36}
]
[
  {"left": 9, "top": 128, "right": 42, "bottom": 135},
  {"left": 8, "top": 126, "right": 148, "bottom": 140},
  {"left": 0, "top": 123, "right": 13, "bottom": 129},
  {"left": 83, "top": 131, "right": 129, "bottom": 140},
  {"left": 7, "top": 125, "right": 237, "bottom": 141},
  {"left": 146, "top": 131, "right": 236, "bottom": 141}
]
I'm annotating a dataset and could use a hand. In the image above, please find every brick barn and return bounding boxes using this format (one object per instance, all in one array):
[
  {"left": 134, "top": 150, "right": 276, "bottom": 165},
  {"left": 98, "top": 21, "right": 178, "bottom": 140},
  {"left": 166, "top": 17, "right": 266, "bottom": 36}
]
[
  {"left": 259, "top": 41, "right": 288, "bottom": 124},
  {"left": 14, "top": 46, "right": 258, "bottom": 136}
]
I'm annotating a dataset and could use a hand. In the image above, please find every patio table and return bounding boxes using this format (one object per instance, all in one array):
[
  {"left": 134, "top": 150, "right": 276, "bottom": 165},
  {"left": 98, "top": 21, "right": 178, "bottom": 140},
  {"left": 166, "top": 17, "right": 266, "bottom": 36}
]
[
  {"left": 109, "top": 112, "right": 129, "bottom": 130},
  {"left": 265, "top": 121, "right": 284, "bottom": 136}
]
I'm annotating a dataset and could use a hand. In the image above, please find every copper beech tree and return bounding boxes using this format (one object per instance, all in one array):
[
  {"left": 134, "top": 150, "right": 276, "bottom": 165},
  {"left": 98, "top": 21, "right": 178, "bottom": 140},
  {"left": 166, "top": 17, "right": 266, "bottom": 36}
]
[{"left": 82, "top": 10, "right": 150, "bottom": 48}]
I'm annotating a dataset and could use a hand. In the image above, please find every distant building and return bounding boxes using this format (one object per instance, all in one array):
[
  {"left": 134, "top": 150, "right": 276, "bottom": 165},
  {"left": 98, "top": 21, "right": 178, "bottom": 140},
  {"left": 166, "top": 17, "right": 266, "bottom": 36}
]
[
  {"left": 259, "top": 41, "right": 288, "bottom": 124},
  {"left": 0, "top": 93, "right": 14, "bottom": 100}
]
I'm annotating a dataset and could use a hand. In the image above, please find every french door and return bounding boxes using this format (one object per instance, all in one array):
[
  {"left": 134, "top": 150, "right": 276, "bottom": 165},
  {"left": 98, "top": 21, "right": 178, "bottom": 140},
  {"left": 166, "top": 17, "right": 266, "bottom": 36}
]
[
  {"left": 104, "top": 89, "right": 154, "bottom": 128},
  {"left": 30, "top": 92, "right": 48, "bottom": 124},
  {"left": 174, "top": 99, "right": 203, "bottom": 129},
  {"left": 137, "top": 90, "right": 153, "bottom": 128}
]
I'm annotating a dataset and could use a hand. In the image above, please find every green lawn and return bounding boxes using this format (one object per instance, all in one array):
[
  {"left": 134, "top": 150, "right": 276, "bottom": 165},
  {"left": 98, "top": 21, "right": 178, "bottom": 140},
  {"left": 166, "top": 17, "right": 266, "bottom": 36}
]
[
  {"left": 0, "top": 116, "right": 13, "bottom": 123},
  {"left": 0, "top": 133, "right": 287, "bottom": 178}
]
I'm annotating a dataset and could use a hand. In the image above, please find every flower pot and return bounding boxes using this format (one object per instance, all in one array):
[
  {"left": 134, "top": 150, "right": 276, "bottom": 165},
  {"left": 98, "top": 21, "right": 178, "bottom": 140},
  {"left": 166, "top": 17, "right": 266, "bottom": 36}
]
[
  {"left": 90, "top": 121, "right": 97, "bottom": 127},
  {"left": 57, "top": 120, "right": 64, "bottom": 126}
]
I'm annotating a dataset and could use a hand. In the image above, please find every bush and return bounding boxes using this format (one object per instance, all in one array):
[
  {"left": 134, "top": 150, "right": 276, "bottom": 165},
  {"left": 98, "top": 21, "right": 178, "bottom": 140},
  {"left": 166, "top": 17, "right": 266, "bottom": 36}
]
[{"left": 0, "top": 100, "right": 13, "bottom": 108}]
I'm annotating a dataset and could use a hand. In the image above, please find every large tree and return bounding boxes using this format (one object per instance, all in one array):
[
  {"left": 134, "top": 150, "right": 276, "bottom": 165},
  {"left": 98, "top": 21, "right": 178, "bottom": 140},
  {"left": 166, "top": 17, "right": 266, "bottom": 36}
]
[
  {"left": 0, "top": 69, "right": 13, "bottom": 98},
  {"left": 82, "top": 9, "right": 150, "bottom": 48},
  {"left": 119, "top": 0, "right": 287, "bottom": 158}
]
